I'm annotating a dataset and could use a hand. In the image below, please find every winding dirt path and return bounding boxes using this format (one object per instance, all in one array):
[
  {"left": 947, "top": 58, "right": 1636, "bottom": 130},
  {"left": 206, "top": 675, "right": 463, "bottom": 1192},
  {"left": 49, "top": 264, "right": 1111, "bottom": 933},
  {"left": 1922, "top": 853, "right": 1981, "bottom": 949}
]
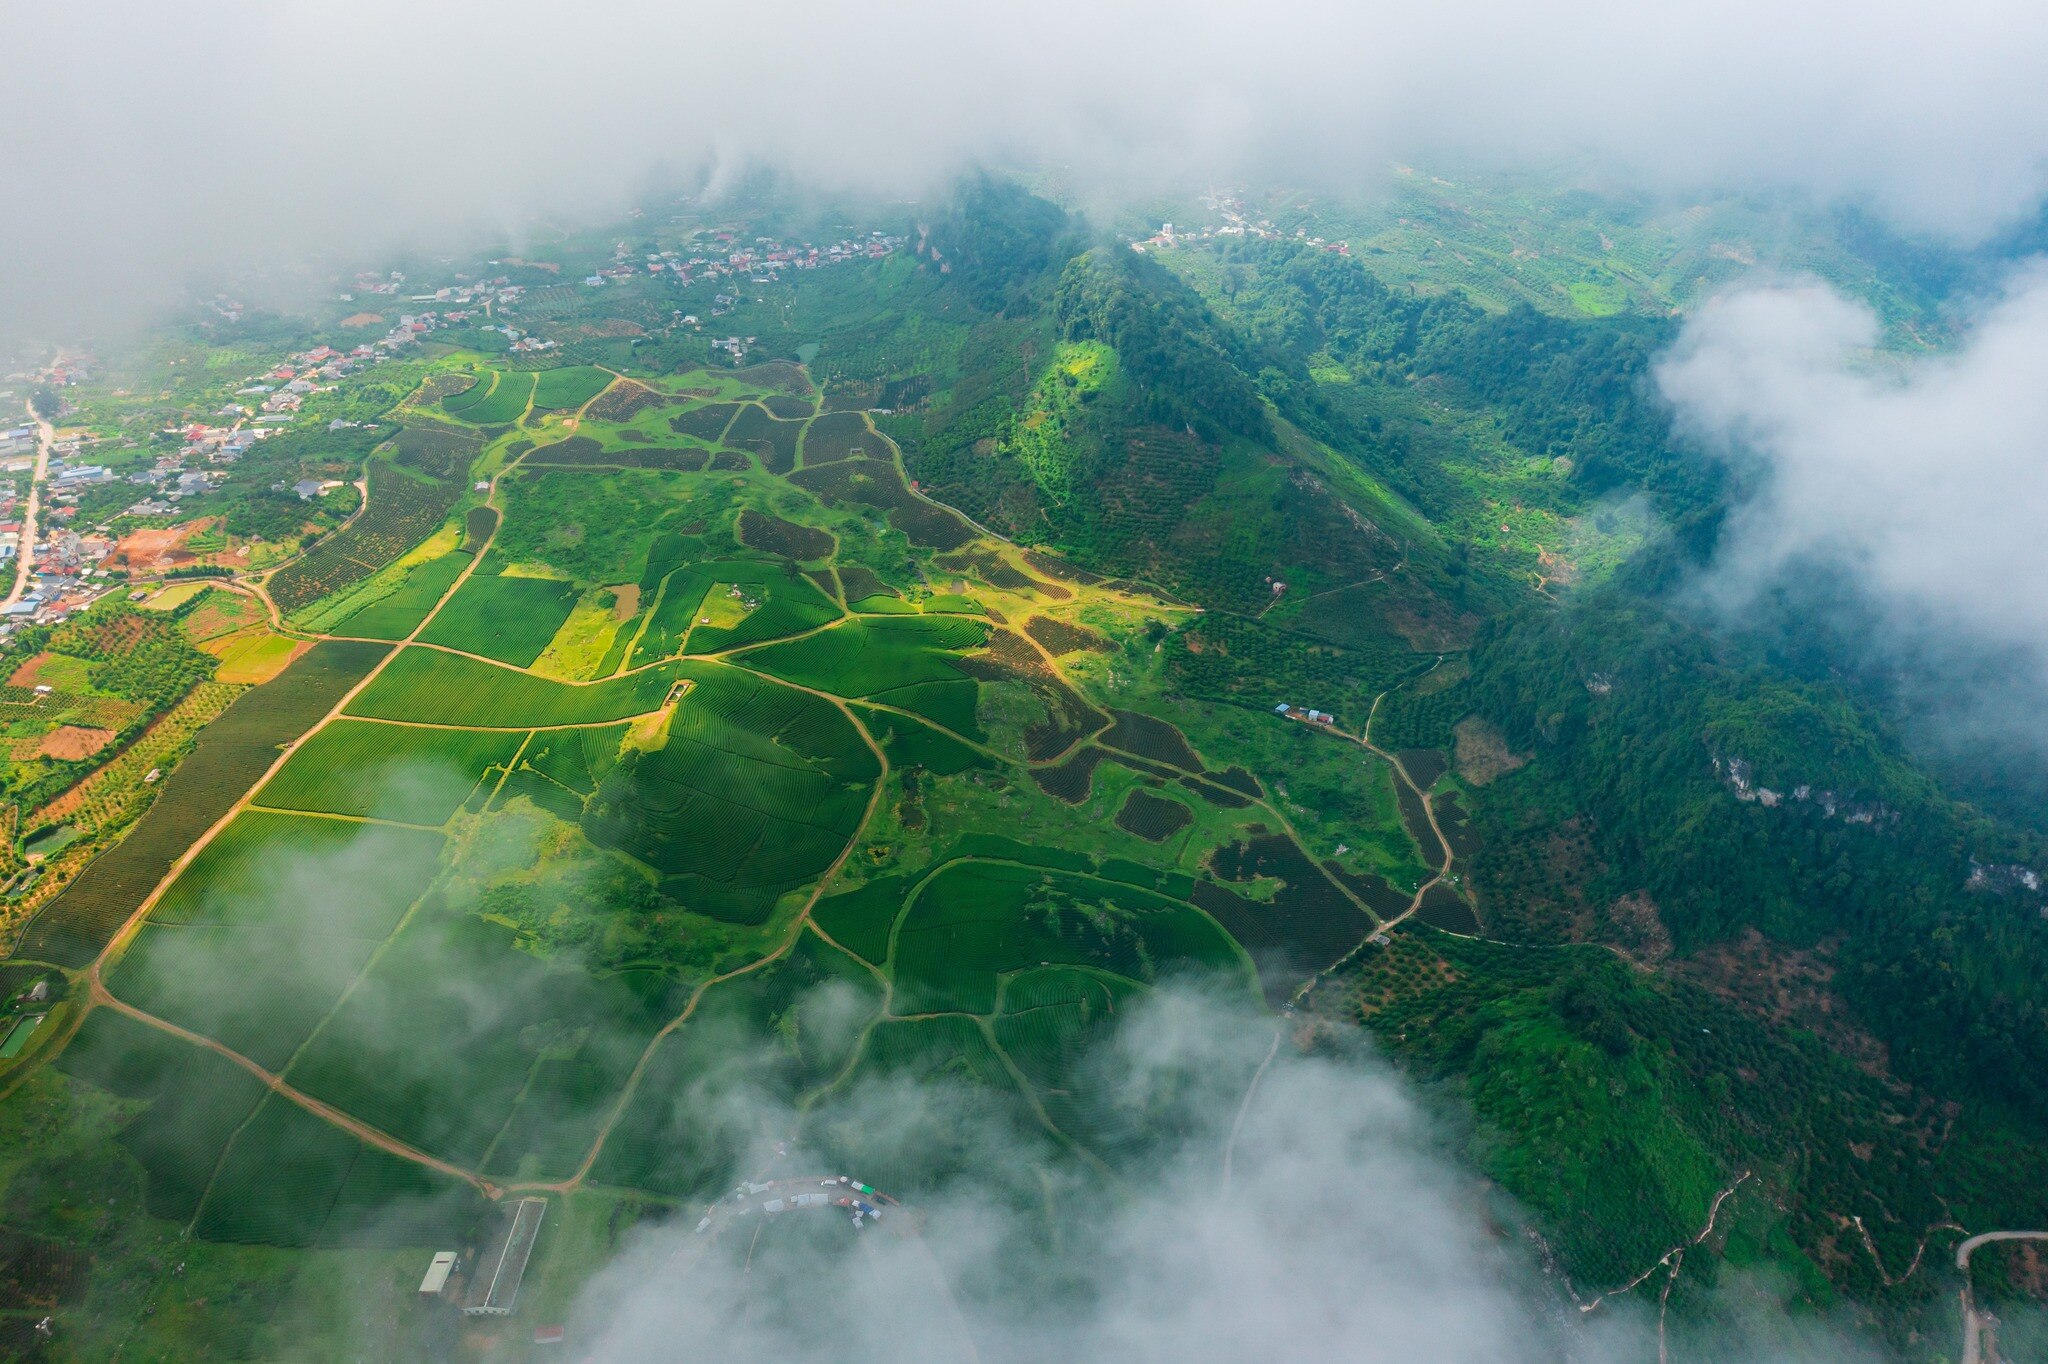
[
  {"left": 1351, "top": 679, "right": 1461, "bottom": 925},
  {"left": 1274, "top": 673, "right": 1463, "bottom": 1005}
]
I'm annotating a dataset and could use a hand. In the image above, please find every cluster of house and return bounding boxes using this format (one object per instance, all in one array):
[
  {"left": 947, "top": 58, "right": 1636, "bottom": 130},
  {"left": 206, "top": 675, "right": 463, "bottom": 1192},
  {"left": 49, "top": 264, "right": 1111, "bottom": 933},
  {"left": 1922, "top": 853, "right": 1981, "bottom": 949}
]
[
  {"left": 458, "top": 322, "right": 554, "bottom": 354},
  {"left": 583, "top": 228, "right": 904, "bottom": 293},
  {"left": 5, "top": 441, "right": 124, "bottom": 555},
  {"left": 347, "top": 271, "right": 407, "bottom": 297},
  {"left": 0, "top": 424, "right": 34, "bottom": 467},
  {"left": 8, "top": 352, "right": 90, "bottom": 389},
  {"left": 231, "top": 336, "right": 419, "bottom": 426},
  {"left": 72, "top": 318, "right": 427, "bottom": 533},
  {"left": 1, "top": 530, "right": 118, "bottom": 629},
  {"left": 187, "top": 321, "right": 427, "bottom": 474},
  {"left": 1274, "top": 702, "right": 1337, "bottom": 725},
  {"left": 116, "top": 419, "right": 269, "bottom": 517},
  {"left": 1132, "top": 192, "right": 1350, "bottom": 256},
  {"left": 397, "top": 276, "right": 526, "bottom": 310}
]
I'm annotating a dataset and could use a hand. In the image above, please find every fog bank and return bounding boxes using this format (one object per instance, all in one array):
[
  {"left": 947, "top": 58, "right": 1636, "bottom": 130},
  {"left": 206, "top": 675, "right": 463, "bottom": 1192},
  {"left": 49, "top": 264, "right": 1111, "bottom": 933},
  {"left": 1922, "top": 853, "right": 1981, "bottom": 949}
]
[
  {"left": 8, "top": 0, "right": 2048, "bottom": 333},
  {"left": 1658, "top": 263, "right": 2048, "bottom": 767},
  {"left": 566, "top": 987, "right": 1874, "bottom": 1363}
]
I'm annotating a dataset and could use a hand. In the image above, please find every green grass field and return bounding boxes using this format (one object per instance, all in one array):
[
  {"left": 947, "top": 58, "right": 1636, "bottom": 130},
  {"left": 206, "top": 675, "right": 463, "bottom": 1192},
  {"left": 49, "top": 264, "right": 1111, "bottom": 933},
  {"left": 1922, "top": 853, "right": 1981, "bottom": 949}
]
[
  {"left": 531, "top": 365, "right": 615, "bottom": 411},
  {"left": 584, "top": 667, "right": 879, "bottom": 921},
  {"left": 417, "top": 573, "right": 580, "bottom": 667},
  {"left": 255, "top": 721, "right": 526, "bottom": 825},
  {"left": 54, "top": 1009, "right": 269, "bottom": 1222},
  {"left": 890, "top": 860, "right": 1248, "bottom": 1014},
  {"left": 740, "top": 613, "right": 985, "bottom": 694},
  {"left": 196, "top": 1095, "right": 482, "bottom": 1248},
  {"left": 346, "top": 650, "right": 686, "bottom": 727},
  {"left": 147, "top": 811, "right": 445, "bottom": 937},
  {"left": 285, "top": 907, "right": 681, "bottom": 1171},
  {"left": 327, "top": 550, "right": 471, "bottom": 640},
  {"left": 445, "top": 370, "right": 535, "bottom": 424},
  {"left": 107, "top": 924, "right": 383, "bottom": 1073},
  {"left": 671, "top": 559, "right": 842, "bottom": 654}
]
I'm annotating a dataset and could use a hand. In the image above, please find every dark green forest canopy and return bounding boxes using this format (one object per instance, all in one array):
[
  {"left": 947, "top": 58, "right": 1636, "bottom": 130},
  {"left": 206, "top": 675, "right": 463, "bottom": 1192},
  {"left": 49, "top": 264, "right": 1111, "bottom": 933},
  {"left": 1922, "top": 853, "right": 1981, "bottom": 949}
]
[{"left": 883, "top": 192, "right": 2048, "bottom": 1328}]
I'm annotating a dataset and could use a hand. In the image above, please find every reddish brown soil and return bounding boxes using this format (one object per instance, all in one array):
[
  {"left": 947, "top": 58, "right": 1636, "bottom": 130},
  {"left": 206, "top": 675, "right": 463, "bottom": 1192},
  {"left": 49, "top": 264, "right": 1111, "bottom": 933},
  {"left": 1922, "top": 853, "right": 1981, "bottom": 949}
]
[
  {"left": 7, "top": 653, "right": 59, "bottom": 687},
  {"left": 37, "top": 725, "right": 115, "bottom": 760}
]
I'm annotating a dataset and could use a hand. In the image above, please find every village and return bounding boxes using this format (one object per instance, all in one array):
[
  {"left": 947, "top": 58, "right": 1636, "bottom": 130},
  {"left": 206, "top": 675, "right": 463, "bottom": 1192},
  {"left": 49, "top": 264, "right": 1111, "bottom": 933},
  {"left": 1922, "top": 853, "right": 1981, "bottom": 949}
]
[
  {"left": 1129, "top": 189, "right": 1352, "bottom": 256},
  {"left": 586, "top": 224, "right": 904, "bottom": 292},
  {"left": 0, "top": 216, "right": 907, "bottom": 637},
  {"left": 0, "top": 305, "right": 446, "bottom": 635}
]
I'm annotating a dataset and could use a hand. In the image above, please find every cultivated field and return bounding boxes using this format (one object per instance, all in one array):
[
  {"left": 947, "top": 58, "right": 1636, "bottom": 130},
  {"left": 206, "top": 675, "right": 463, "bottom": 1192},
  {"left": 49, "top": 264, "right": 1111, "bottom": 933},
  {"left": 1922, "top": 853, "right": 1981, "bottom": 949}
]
[{"left": 13, "top": 353, "right": 1431, "bottom": 1338}]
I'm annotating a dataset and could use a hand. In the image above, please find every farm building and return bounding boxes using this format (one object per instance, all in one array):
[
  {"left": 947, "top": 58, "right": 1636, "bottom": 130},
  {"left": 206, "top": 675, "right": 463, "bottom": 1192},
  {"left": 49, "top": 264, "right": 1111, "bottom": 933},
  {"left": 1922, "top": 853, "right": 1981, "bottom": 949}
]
[
  {"left": 462, "top": 1198, "right": 547, "bottom": 1317},
  {"left": 418, "top": 1251, "right": 457, "bottom": 1297}
]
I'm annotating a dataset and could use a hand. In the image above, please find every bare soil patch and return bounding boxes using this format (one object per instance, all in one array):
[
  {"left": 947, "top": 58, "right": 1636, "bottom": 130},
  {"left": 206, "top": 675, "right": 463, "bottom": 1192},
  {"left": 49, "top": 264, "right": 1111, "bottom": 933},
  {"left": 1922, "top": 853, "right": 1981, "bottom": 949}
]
[
  {"left": 7, "top": 653, "right": 61, "bottom": 688},
  {"left": 1453, "top": 716, "right": 1528, "bottom": 786},
  {"left": 37, "top": 725, "right": 115, "bottom": 760},
  {"left": 110, "top": 519, "right": 217, "bottom": 571},
  {"left": 1676, "top": 929, "right": 1891, "bottom": 1078}
]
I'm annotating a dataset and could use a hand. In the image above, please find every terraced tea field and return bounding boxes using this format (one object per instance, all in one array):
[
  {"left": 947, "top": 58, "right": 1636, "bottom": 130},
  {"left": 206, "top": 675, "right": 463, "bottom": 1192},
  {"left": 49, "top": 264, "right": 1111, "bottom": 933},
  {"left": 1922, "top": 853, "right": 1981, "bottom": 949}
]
[{"left": 8, "top": 359, "right": 1448, "bottom": 1326}]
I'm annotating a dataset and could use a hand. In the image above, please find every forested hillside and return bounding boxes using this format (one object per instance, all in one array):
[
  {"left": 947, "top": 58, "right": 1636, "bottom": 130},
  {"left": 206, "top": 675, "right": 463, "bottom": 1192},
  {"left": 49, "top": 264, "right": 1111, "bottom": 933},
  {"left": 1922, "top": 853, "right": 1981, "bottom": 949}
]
[{"left": 843, "top": 188, "right": 2048, "bottom": 1344}]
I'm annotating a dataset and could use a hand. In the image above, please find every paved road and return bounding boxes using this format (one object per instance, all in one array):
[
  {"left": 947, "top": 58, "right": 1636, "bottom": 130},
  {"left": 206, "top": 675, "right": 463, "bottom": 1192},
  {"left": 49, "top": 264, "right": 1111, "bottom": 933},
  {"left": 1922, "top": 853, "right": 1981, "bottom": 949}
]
[
  {"left": 3, "top": 403, "right": 52, "bottom": 609},
  {"left": 1958, "top": 1231, "right": 2048, "bottom": 1364}
]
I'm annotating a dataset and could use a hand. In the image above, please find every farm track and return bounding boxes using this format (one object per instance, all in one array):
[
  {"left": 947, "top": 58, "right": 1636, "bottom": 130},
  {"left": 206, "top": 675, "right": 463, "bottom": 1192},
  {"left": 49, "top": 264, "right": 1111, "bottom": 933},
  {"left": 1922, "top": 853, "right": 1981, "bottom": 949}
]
[
  {"left": 89, "top": 979, "right": 497, "bottom": 1197},
  {"left": 65, "top": 452, "right": 521, "bottom": 1189}
]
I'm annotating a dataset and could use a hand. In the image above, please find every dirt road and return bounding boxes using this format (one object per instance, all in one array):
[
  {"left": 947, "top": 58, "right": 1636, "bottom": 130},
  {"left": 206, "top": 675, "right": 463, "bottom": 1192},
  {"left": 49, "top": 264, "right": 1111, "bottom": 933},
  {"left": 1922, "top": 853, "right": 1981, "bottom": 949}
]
[{"left": 91, "top": 979, "right": 495, "bottom": 1196}]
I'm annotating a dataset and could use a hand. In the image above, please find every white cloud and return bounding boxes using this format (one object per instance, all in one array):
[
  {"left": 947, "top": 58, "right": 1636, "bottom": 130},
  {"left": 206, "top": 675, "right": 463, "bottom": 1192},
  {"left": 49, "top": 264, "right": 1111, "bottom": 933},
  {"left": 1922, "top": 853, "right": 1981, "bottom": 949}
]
[
  {"left": 1657, "top": 263, "right": 2048, "bottom": 751},
  {"left": 562, "top": 987, "right": 1870, "bottom": 1363},
  {"left": 7, "top": 0, "right": 2048, "bottom": 333}
]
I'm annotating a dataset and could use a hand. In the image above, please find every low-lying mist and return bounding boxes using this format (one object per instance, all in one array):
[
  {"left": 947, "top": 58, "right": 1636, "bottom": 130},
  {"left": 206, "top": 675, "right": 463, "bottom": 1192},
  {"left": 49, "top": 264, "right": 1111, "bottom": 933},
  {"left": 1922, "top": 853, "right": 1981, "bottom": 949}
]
[
  {"left": 1657, "top": 263, "right": 2048, "bottom": 810},
  {"left": 560, "top": 983, "right": 1881, "bottom": 1363},
  {"left": 10, "top": 0, "right": 2048, "bottom": 336}
]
